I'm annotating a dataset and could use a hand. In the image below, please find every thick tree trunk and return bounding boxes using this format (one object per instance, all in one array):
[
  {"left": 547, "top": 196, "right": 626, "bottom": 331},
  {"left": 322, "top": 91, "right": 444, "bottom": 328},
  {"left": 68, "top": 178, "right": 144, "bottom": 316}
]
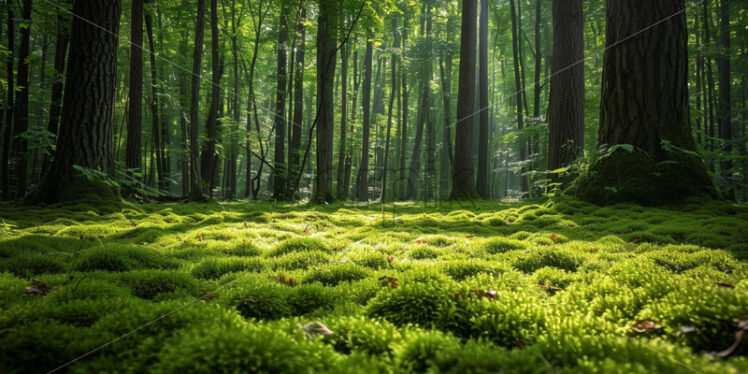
[
  {"left": 12, "top": 0, "right": 31, "bottom": 198},
  {"left": 717, "top": 0, "right": 731, "bottom": 188},
  {"left": 450, "top": 0, "right": 478, "bottom": 199},
  {"left": 313, "top": 0, "right": 336, "bottom": 203},
  {"left": 1, "top": 0, "right": 13, "bottom": 201},
  {"left": 41, "top": 3, "right": 70, "bottom": 181},
  {"left": 476, "top": 0, "right": 489, "bottom": 198},
  {"left": 573, "top": 0, "right": 714, "bottom": 204},
  {"left": 272, "top": 4, "right": 289, "bottom": 200},
  {"left": 355, "top": 40, "right": 373, "bottom": 202},
  {"left": 189, "top": 0, "right": 206, "bottom": 198},
  {"left": 125, "top": 0, "right": 143, "bottom": 192},
  {"left": 547, "top": 0, "right": 584, "bottom": 171},
  {"left": 36, "top": 0, "right": 121, "bottom": 204}
]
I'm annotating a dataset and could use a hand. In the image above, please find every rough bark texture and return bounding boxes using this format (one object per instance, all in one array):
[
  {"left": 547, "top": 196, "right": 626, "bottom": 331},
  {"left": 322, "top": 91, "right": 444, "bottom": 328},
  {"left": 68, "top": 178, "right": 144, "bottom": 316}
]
[
  {"left": 572, "top": 0, "right": 715, "bottom": 205},
  {"left": 509, "top": 0, "right": 528, "bottom": 194},
  {"left": 288, "top": 9, "right": 305, "bottom": 200},
  {"left": 200, "top": 0, "right": 222, "bottom": 196},
  {"left": 145, "top": 7, "right": 166, "bottom": 192},
  {"left": 717, "top": 0, "right": 731, "bottom": 182},
  {"left": 125, "top": 0, "right": 143, "bottom": 187},
  {"left": 547, "top": 0, "right": 584, "bottom": 172},
  {"left": 36, "top": 0, "right": 122, "bottom": 204},
  {"left": 450, "top": 0, "right": 477, "bottom": 199},
  {"left": 336, "top": 33, "right": 348, "bottom": 199},
  {"left": 313, "top": 0, "right": 336, "bottom": 203}
]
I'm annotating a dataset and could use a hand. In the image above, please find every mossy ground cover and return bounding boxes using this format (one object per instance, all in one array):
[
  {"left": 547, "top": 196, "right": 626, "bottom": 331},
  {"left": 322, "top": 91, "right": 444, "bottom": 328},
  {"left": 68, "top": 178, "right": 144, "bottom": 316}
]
[{"left": 1, "top": 197, "right": 747, "bottom": 373}]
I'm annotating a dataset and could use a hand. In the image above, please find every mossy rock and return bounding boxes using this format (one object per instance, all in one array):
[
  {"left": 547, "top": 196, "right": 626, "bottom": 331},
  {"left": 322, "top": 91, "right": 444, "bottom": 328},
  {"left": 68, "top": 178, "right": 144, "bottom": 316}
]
[{"left": 569, "top": 148, "right": 716, "bottom": 205}]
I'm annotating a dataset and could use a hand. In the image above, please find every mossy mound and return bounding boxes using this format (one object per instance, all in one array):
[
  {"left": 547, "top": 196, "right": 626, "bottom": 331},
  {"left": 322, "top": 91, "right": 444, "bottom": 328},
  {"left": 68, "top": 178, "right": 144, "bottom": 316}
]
[{"left": 569, "top": 148, "right": 716, "bottom": 205}]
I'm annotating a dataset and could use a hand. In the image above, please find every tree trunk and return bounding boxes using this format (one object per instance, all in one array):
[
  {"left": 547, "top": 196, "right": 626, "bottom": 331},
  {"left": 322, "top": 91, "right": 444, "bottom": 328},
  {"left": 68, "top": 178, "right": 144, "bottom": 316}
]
[
  {"left": 126, "top": 0, "right": 143, "bottom": 193},
  {"left": 547, "top": 0, "right": 584, "bottom": 172},
  {"left": 355, "top": 40, "right": 373, "bottom": 202},
  {"left": 336, "top": 26, "right": 348, "bottom": 199},
  {"left": 199, "top": 0, "right": 222, "bottom": 198},
  {"left": 476, "top": 0, "right": 489, "bottom": 198},
  {"left": 717, "top": 0, "right": 731, "bottom": 189},
  {"left": 178, "top": 36, "right": 190, "bottom": 197},
  {"left": 406, "top": 4, "right": 432, "bottom": 200},
  {"left": 1, "top": 0, "right": 13, "bottom": 201},
  {"left": 41, "top": 2, "right": 71, "bottom": 181},
  {"left": 382, "top": 16, "right": 399, "bottom": 202},
  {"left": 439, "top": 53, "right": 453, "bottom": 199},
  {"left": 288, "top": 9, "right": 305, "bottom": 200},
  {"left": 450, "top": 0, "right": 478, "bottom": 199},
  {"left": 272, "top": 3, "right": 289, "bottom": 200},
  {"left": 36, "top": 0, "right": 121, "bottom": 204},
  {"left": 574, "top": 0, "right": 714, "bottom": 204},
  {"left": 313, "top": 0, "right": 336, "bottom": 203},
  {"left": 398, "top": 8, "right": 408, "bottom": 200},
  {"left": 145, "top": 5, "right": 166, "bottom": 192},
  {"left": 509, "top": 0, "right": 528, "bottom": 194},
  {"left": 702, "top": 0, "right": 717, "bottom": 169},
  {"left": 189, "top": 0, "right": 206, "bottom": 198},
  {"left": 12, "top": 0, "right": 31, "bottom": 198}
]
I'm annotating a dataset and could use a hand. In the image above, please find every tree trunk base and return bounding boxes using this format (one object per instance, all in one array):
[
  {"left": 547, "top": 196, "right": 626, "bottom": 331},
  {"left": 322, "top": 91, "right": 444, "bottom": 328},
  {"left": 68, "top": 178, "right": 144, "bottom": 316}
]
[
  {"left": 27, "top": 174, "right": 123, "bottom": 212},
  {"left": 568, "top": 148, "right": 718, "bottom": 205}
]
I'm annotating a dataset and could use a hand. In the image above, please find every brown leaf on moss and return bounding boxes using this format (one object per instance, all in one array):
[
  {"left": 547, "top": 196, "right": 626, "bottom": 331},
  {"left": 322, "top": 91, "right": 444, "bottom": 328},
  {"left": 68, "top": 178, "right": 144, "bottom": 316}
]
[
  {"left": 25, "top": 280, "right": 56, "bottom": 296},
  {"left": 633, "top": 320, "right": 662, "bottom": 333},
  {"left": 269, "top": 274, "right": 297, "bottom": 287},
  {"left": 379, "top": 276, "right": 399, "bottom": 288}
]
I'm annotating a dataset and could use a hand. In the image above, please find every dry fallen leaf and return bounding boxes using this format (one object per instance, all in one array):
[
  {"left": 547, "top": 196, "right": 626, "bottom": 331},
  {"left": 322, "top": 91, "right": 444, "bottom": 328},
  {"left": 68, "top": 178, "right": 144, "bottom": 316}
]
[
  {"left": 299, "top": 321, "right": 334, "bottom": 339},
  {"left": 25, "top": 280, "right": 56, "bottom": 296},
  {"left": 379, "top": 276, "right": 399, "bottom": 288},
  {"left": 633, "top": 320, "right": 662, "bottom": 333},
  {"left": 716, "top": 282, "right": 735, "bottom": 289}
]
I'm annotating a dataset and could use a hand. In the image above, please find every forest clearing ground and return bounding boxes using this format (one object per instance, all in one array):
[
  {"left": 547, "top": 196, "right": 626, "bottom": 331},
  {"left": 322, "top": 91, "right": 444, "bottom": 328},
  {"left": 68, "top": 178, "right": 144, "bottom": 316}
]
[{"left": 0, "top": 197, "right": 747, "bottom": 373}]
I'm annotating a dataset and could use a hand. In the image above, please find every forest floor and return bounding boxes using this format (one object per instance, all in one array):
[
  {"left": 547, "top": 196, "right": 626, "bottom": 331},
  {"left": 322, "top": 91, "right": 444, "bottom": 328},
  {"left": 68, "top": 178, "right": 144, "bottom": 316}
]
[{"left": 1, "top": 197, "right": 747, "bottom": 373}]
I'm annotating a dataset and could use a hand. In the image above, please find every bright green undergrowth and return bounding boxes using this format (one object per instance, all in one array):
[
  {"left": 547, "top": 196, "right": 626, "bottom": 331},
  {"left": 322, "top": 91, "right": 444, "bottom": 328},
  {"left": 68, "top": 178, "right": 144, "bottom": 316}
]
[{"left": 0, "top": 197, "right": 747, "bottom": 373}]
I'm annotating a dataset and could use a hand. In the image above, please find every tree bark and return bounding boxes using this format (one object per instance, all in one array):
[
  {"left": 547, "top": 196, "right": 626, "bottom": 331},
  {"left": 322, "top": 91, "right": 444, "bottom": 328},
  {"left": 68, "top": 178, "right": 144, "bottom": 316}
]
[
  {"left": 36, "top": 0, "right": 121, "bottom": 204},
  {"left": 450, "top": 0, "right": 478, "bottom": 199},
  {"left": 336, "top": 24, "right": 348, "bottom": 199},
  {"left": 189, "top": 0, "right": 206, "bottom": 198},
  {"left": 145, "top": 4, "right": 166, "bottom": 192},
  {"left": 288, "top": 8, "right": 305, "bottom": 200},
  {"left": 125, "top": 0, "right": 143, "bottom": 192},
  {"left": 509, "top": 0, "right": 528, "bottom": 194},
  {"left": 717, "top": 0, "right": 731, "bottom": 187},
  {"left": 355, "top": 40, "right": 373, "bottom": 201},
  {"left": 199, "top": 0, "right": 222, "bottom": 197},
  {"left": 41, "top": 1, "right": 71, "bottom": 181},
  {"left": 476, "top": 0, "right": 489, "bottom": 198},
  {"left": 382, "top": 16, "right": 399, "bottom": 202},
  {"left": 1, "top": 0, "right": 13, "bottom": 201},
  {"left": 11, "top": 0, "right": 30, "bottom": 198},
  {"left": 272, "top": 3, "right": 289, "bottom": 200},
  {"left": 547, "top": 0, "right": 584, "bottom": 171},
  {"left": 313, "top": 0, "right": 336, "bottom": 203}
]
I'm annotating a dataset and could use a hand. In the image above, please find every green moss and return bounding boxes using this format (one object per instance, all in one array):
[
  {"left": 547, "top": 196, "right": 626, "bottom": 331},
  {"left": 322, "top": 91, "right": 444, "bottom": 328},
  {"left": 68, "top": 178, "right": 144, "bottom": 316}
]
[
  {"left": 268, "top": 237, "right": 331, "bottom": 257},
  {"left": 120, "top": 270, "right": 202, "bottom": 300},
  {"left": 73, "top": 244, "right": 178, "bottom": 272},
  {"left": 190, "top": 258, "right": 263, "bottom": 279},
  {"left": 481, "top": 237, "right": 529, "bottom": 254},
  {"left": 303, "top": 263, "right": 371, "bottom": 286}
]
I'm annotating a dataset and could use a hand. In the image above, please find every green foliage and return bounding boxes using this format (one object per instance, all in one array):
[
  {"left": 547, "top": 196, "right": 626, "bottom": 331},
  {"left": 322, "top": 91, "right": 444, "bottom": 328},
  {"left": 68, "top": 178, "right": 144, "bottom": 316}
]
[
  {"left": 366, "top": 275, "right": 458, "bottom": 328},
  {"left": 120, "top": 270, "right": 202, "bottom": 300},
  {"left": 73, "top": 244, "right": 178, "bottom": 272},
  {"left": 303, "top": 263, "right": 371, "bottom": 286},
  {"left": 269, "top": 237, "right": 331, "bottom": 257},
  {"left": 190, "top": 257, "right": 263, "bottom": 279},
  {"left": 481, "top": 237, "right": 529, "bottom": 254}
]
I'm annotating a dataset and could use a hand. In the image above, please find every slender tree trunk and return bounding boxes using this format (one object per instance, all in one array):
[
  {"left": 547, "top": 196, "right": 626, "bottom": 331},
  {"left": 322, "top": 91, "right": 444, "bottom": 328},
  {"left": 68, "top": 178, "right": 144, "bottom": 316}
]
[
  {"left": 355, "top": 40, "right": 373, "bottom": 202},
  {"left": 272, "top": 3, "right": 289, "bottom": 200},
  {"left": 189, "top": 0, "right": 206, "bottom": 198},
  {"left": 145, "top": 5, "right": 165, "bottom": 192},
  {"left": 717, "top": 0, "right": 731, "bottom": 189},
  {"left": 476, "top": 0, "right": 489, "bottom": 198},
  {"left": 12, "top": 0, "right": 31, "bottom": 198},
  {"left": 1, "top": 0, "right": 13, "bottom": 201},
  {"left": 451, "top": 0, "right": 478, "bottom": 199},
  {"left": 313, "top": 0, "right": 336, "bottom": 203},
  {"left": 703, "top": 0, "right": 717, "bottom": 169},
  {"left": 509, "top": 0, "right": 528, "bottom": 194},
  {"left": 36, "top": 0, "right": 121, "bottom": 204},
  {"left": 41, "top": 3, "right": 70, "bottom": 181},
  {"left": 199, "top": 0, "right": 222, "bottom": 197},
  {"left": 382, "top": 16, "right": 399, "bottom": 202},
  {"left": 178, "top": 36, "right": 190, "bottom": 197},
  {"left": 336, "top": 27, "right": 348, "bottom": 198},
  {"left": 126, "top": 0, "right": 143, "bottom": 193},
  {"left": 439, "top": 53, "right": 453, "bottom": 199},
  {"left": 406, "top": 4, "right": 432, "bottom": 200},
  {"left": 531, "top": 0, "right": 542, "bottom": 158},
  {"left": 547, "top": 0, "right": 584, "bottom": 171},
  {"left": 398, "top": 9, "right": 409, "bottom": 200},
  {"left": 287, "top": 8, "right": 305, "bottom": 200}
]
